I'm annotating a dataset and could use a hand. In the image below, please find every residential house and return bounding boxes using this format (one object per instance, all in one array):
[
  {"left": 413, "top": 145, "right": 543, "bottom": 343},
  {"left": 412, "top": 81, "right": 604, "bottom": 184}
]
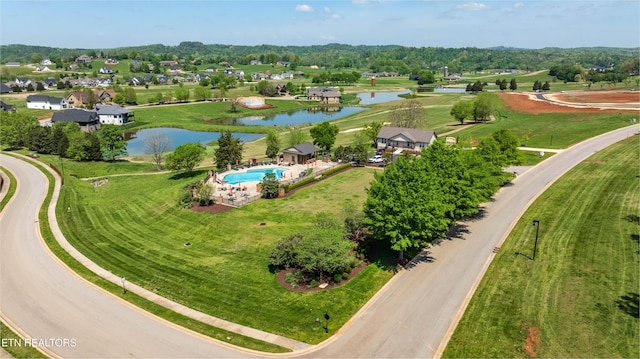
[
  {"left": 42, "top": 78, "right": 57, "bottom": 88},
  {"left": 142, "top": 75, "right": 154, "bottom": 83},
  {"left": 104, "top": 58, "right": 119, "bottom": 65},
  {"left": 251, "top": 72, "right": 269, "bottom": 80},
  {"left": 376, "top": 126, "right": 437, "bottom": 151},
  {"left": 67, "top": 89, "right": 115, "bottom": 107},
  {"left": 169, "top": 65, "right": 181, "bottom": 71},
  {"left": 99, "top": 67, "right": 114, "bottom": 74},
  {"left": 96, "top": 78, "right": 112, "bottom": 87},
  {"left": 281, "top": 142, "right": 320, "bottom": 165},
  {"left": 95, "top": 104, "right": 133, "bottom": 125},
  {"left": 75, "top": 55, "right": 92, "bottom": 63},
  {"left": 41, "top": 59, "right": 54, "bottom": 66},
  {"left": 0, "top": 101, "right": 16, "bottom": 112},
  {"left": 68, "top": 64, "right": 79, "bottom": 71},
  {"left": 5, "top": 62, "right": 20, "bottom": 67},
  {"left": 218, "top": 61, "right": 231, "bottom": 67},
  {"left": 0, "top": 83, "right": 11, "bottom": 93},
  {"left": 26, "top": 95, "right": 68, "bottom": 110},
  {"left": 250, "top": 60, "right": 262, "bottom": 65},
  {"left": 51, "top": 109, "right": 101, "bottom": 132},
  {"left": 159, "top": 60, "right": 177, "bottom": 67},
  {"left": 35, "top": 65, "right": 50, "bottom": 72},
  {"left": 306, "top": 87, "right": 341, "bottom": 104},
  {"left": 276, "top": 61, "right": 290, "bottom": 67},
  {"left": 156, "top": 75, "right": 168, "bottom": 84},
  {"left": 205, "top": 66, "right": 217, "bottom": 73},
  {"left": 128, "top": 77, "right": 143, "bottom": 86},
  {"left": 96, "top": 89, "right": 116, "bottom": 103},
  {"left": 195, "top": 73, "right": 210, "bottom": 82},
  {"left": 15, "top": 77, "right": 31, "bottom": 87}
]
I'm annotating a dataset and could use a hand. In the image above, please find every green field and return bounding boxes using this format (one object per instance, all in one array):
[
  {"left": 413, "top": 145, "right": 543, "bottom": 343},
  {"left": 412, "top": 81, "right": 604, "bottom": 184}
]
[
  {"left": 56, "top": 165, "right": 393, "bottom": 344},
  {"left": 444, "top": 137, "right": 640, "bottom": 358}
]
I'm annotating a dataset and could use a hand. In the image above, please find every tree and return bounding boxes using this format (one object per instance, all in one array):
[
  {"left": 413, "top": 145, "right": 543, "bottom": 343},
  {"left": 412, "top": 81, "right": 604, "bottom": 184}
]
[
  {"left": 165, "top": 142, "right": 205, "bottom": 173},
  {"left": 175, "top": 87, "right": 190, "bottom": 102},
  {"left": 194, "top": 86, "right": 211, "bottom": 101},
  {"left": 25, "top": 126, "right": 53, "bottom": 154},
  {"left": 492, "top": 129, "right": 522, "bottom": 165},
  {"left": 417, "top": 70, "right": 435, "bottom": 85},
  {"left": 363, "top": 156, "right": 449, "bottom": 261},
  {"left": 99, "top": 125, "right": 128, "bottom": 161},
  {"left": 533, "top": 80, "right": 542, "bottom": 91},
  {"left": 0, "top": 112, "right": 39, "bottom": 148},
  {"left": 389, "top": 99, "right": 425, "bottom": 128},
  {"left": 122, "top": 87, "right": 137, "bottom": 104},
  {"left": 287, "top": 128, "right": 307, "bottom": 147},
  {"left": 265, "top": 129, "right": 280, "bottom": 159},
  {"left": 195, "top": 181, "right": 213, "bottom": 205},
  {"left": 84, "top": 132, "right": 103, "bottom": 161},
  {"left": 213, "top": 131, "right": 243, "bottom": 170},
  {"left": 36, "top": 82, "right": 45, "bottom": 91},
  {"left": 51, "top": 123, "right": 70, "bottom": 156},
  {"left": 499, "top": 79, "right": 507, "bottom": 91},
  {"left": 363, "top": 120, "right": 384, "bottom": 148},
  {"left": 472, "top": 92, "right": 499, "bottom": 122},
  {"left": 259, "top": 172, "right": 280, "bottom": 199},
  {"left": 309, "top": 121, "right": 339, "bottom": 153},
  {"left": 83, "top": 88, "right": 99, "bottom": 109},
  {"left": 450, "top": 100, "right": 474, "bottom": 124},
  {"left": 541, "top": 81, "right": 550, "bottom": 91},
  {"left": 509, "top": 78, "right": 518, "bottom": 91},
  {"left": 144, "top": 130, "right": 171, "bottom": 170}
]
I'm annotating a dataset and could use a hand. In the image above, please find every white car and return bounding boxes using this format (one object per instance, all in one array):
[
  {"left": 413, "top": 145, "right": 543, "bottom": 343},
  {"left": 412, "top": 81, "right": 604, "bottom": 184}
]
[{"left": 368, "top": 155, "right": 384, "bottom": 163}]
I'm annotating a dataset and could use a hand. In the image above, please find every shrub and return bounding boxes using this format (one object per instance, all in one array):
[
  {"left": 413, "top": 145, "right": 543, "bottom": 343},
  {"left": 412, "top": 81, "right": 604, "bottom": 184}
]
[
  {"left": 283, "top": 176, "right": 316, "bottom": 192},
  {"left": 342, "top": 272, "right": 350, "bottom": 280},
  {"left": 334, "top": 273, "right": 342, "bottom": 283},
  {"left": 285, "top": 272, "right": 298, "bottom": 287},
  {"left": 321, "top": 163, "right": 352, "bottom": 177},
  {"left": 309, "top": 279, "right": 318, "bottom": 288}
]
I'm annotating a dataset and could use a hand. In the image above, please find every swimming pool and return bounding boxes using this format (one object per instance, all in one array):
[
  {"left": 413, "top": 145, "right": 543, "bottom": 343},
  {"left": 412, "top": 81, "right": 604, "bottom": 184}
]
[{"left": 222, "top": 168, "right": 285, "bottom": 185}]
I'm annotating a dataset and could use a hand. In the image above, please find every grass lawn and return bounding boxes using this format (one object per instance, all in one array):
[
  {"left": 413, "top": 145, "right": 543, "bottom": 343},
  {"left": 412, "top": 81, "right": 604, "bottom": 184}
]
[
  {"left": 56, "top": 165, "right": 393, "bottom": 344},
  {"left": 0, "top": 322, "right": 47, "bottom": 359},
  {"left": 0, "top": 166, "right": 17, "bottom": 211},
  {"left": 444, "top": 137, "right": 639, "bottom": 358}
]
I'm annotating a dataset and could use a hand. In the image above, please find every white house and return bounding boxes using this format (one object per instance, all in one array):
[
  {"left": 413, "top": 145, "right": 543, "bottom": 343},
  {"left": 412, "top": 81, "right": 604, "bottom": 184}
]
[
  {"left": 376, "top": 126, "right": 437, "bottom": 151},
  {"left": 99, "top": 67, "right": 114, "bottom": 74},
  {"left": 95, "top": 104, "right": 133, "bottom": 125},
  {"left": 26, "top": 95, "right": 69, "bottom": 110}
]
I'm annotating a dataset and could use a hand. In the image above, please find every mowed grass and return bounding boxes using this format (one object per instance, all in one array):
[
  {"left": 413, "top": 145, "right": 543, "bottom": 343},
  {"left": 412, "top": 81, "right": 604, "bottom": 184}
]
[
  {"left": 0, "top": 166, "right": 17, "bottom": 211},
  {"left": 444, "top": 137, "right": 640, "bottom": 358},
  {"left": 57, "top": 166, "right": 393, "bottom": 343}
]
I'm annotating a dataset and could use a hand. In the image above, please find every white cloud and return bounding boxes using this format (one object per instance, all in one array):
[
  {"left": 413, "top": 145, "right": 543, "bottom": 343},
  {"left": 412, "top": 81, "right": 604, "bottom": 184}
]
[
  {"left": 456, "top": 2, "right": 488, "bottom": 11},
  {"left": 514, "top": 2, "right": 524, "bottom": 9},
  {"left": 323, "top": 7, "right": 342, "bottom": 19},
  {"left": 295, "top": 4, "right": 314, "bottom": 12}
]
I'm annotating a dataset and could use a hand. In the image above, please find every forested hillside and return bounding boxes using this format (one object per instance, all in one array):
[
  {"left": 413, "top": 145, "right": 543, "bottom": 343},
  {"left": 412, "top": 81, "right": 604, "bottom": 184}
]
[{"left": 1, "top": 42, "right": 638, "bottom": 74}]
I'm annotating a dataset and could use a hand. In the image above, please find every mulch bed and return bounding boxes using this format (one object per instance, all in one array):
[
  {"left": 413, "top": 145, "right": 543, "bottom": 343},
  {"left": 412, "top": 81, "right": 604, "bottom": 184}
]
[
  {"left": 189, "top": 201, "right": 234, "bottom": 214},
  {"left": 275, "top": 261, "right": 369, "bottom": 293}
]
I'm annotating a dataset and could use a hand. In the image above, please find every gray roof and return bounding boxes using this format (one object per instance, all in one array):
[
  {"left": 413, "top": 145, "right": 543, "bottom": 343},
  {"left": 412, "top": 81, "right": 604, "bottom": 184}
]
[
  {"left": 0, "top": 83, "right": 10, "bottom": 93},
  {"left": 283, "top": 142, "right": 320, "bottom": 155},
  {"left": 377, "top": 126, "right": 437, "bottom": 143},
  {"left": 95, "top": 105, "right": 131, "bottom": 115},
  {"left": 0, "top": 101, "right": 16, "bottom": 111},
  {"left": 26, "top": 95, "right": 65, "bottom": 103},
  {"left": 51, "top": 109, "right": 99, "bottom": 124},
  {"left": 307, "top": 87, "right": 341, "bottom": 98}
]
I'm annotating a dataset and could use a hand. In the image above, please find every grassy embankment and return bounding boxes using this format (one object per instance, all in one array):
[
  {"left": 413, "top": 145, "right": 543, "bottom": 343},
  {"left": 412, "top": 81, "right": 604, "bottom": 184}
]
[
  {"left": 0, "top": 166, "right": 17, "bottom": 211},
  {"left": 54, "top": 163, "right": 392, "bottom": 344},
  {"left": 0, "top": 322, "right": 48, "bottom": 359},
  {"left": 444, "top": 136, "right": 640, "bottom": 358}
]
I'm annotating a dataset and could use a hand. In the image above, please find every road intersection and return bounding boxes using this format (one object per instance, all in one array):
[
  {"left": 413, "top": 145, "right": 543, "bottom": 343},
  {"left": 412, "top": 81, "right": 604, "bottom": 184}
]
[{"left": 1, "top": 124, "right": 638, "bottom": 358}]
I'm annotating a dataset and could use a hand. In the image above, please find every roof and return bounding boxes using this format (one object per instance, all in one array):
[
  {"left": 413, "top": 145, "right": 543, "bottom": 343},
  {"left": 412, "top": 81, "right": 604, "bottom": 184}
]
[
  {"left": 307, "top": 87, "right": 341, "bottom": 98},
  {"left": 95, "top": 104, "right": 131, "bottom": 115},
  {"left": 51, "top": 109, "right": 99, "bottom": 124},
  {"left": 282, "top": 142, "right": 321, "bottom": 155},
  {"left": 26, "top": 95, "right": 65, "bottom": 103},
  {"left": 0, "top": 101, "right": 16, "bottom": 111},
  {"left": 0, "top": 83, "right": 10, "bottom": 93},
  {"left": 377, "top": 126, "right": 437, "bottom": 143}
]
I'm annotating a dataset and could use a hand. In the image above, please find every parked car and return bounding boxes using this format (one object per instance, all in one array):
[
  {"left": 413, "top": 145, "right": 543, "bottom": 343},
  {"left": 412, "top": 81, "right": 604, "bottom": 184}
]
[
  {"left": 375, "top": 148, "right": 384, "bottom": 155},
  {"left": 368, "top": 155, "right": 384, "bottom": 163}
]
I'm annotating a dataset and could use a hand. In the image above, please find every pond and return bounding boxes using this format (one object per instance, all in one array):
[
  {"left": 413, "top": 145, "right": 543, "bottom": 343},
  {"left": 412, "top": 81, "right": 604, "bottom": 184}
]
[
  {"left": 125, "top": 128, "right": 264, "bottom": 156},
  {"left": 236, "top": 106, "right": 366, "bottom": 126},
  {"left": 356, "top": 90, "right": 411, "bottom": 105}
]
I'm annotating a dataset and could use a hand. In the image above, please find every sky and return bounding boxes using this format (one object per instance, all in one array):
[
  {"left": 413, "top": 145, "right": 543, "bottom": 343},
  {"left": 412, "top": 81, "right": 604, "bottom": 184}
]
[{"left": 1, "top": 0, "right": 639, "bottom": 49}]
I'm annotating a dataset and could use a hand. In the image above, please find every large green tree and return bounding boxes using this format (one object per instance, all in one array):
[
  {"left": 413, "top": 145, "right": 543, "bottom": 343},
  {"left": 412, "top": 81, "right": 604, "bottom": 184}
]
[
  {"left": 472, "top": 92, "right": 500, "bottom": 122},
  {"left": 259, "top": 172, "right": 280, "bottom": 199},
  {"left": 309, "top": 121, "right": 339, "bottom": 152},
  {"left": 165, "top": 142, "right": 205, "bottom": 173},
  {"left": 0, "top": 112, "right": 38, "bottom": 148},
  {"left": 214, "top": 131, "right": 243, "bottom": 170},
  {"left": 99, "top": 124, "right": 128, "bottom": 161},
  {"left": 265, "top": 129, "right": 280, "bottom": 159},
  {"left": 450, "top": 100, "right": 474, "bottom": 124},
  {"left": 287, "top": 128, "right": 307, "bottom": 147},
  {"left": 363, "top": 120, "right": 384, "bottom": 148},
  {"left": 25, "top": 126, "right": 53, "bottom": 154}
]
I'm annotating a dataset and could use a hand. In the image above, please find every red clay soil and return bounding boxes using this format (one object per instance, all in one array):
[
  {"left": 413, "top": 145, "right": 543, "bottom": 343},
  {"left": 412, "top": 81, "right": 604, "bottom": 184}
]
[
  {"left": 498, "top": 92, "right": 639, "bottom": 114},
  {"left": 522, "top": 323, "right": 541, "bottom": 357},
  {"left": 554, "top": 90, "right": 639, "bottom": 103}
]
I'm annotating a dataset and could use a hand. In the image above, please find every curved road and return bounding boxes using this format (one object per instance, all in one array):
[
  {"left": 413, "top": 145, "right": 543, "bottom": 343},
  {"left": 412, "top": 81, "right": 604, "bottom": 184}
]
[{"left": 1, "top": 124, "right": 638, "bottom": 358}]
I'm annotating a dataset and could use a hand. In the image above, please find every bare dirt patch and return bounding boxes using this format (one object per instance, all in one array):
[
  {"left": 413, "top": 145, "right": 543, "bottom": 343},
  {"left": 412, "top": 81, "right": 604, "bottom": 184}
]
[
  {"left": 189, "top": 201, "right": 234, "bottom": 214},
  {"left": 275, "top": 261, "right": 369, "bottom": 293},
  {"left": 498, "top": 92, "right": 638, "bottom": 114},
  {"left": 522, "top": 323, "right": 541, "bottom": 357},
  {"left": 553, "top": 90, "right": 639, "bottom": 104}
]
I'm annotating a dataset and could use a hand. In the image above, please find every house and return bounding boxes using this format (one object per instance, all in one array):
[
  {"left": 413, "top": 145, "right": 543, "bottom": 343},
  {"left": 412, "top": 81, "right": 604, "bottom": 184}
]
[
  {"left": 96, "top": 89, "right": 116, "bottom": 103},
  {"left": 26, "top": 95, "right": 69, "bottom": 110},
  {"left": 99, "top": 67, "right": 114, "bottom": 74},
  {"left": 42, "top": 78, "right": 57, "bottom": 88},
  {"left": 96, "top": 78, "right": 112, "bottom": 87},
  {"left": 95, "top": 104, "right": 133, "bottom": 125},
  {"left": 205, "top": 66, "right": 217, "bottom": 73},
  {"left": 195, "top": 73, "right": 210, "bottom": 81},
  {"left": 104, "top": 58, "right": 119, "bottom": 65},
  {"left": 159, "top": 60, "right": 177, "bottom": 67},
  {"left": 0, "top": 83, "right": 11, "bottom": 93},
  {"left": 156, "top": 75, "right": 168, "bottom": 84},
  {"left": 276, "top": 61, "right": 290, "bottom": 67},
  {"left": 67, "top": 89, "right": 115, "bottom": 107},
  {"left": 15, "top": 77, "right": 31, "bottom": 87},
  {"left": 250, "top": 60, "right": 262, "bottom": 65},
  {"left": 128, "top": 77, "right": 143, "bottom": 86},
  {"left": 68, "top": 64, "right": 79, "bottom": 71},
  {"left": 41, "top": 59, "right": 54, "bottom": 66},
  {"left": 376, "top": 126, "right": 437, "bottom": 151},
  {"left": 35, "top": 66, "right": 50, "bottom": 72},
  {"left": 75, "top": 55, "right": 92, "bottom": 63},
  {"left": 5, "top": 62, "right": 20, "bottom": 67},
  {"left": 51, "top": 109, "right": 101, "bottom": 132},
  {"left": 0, "top": 101, "right": 16, "bottom": 112},
  {"left": 281, "top": 142, "right": 320, "bottom": 165},
  {"left": 306, "top": 87, "right": 341, "bottom": 104}
]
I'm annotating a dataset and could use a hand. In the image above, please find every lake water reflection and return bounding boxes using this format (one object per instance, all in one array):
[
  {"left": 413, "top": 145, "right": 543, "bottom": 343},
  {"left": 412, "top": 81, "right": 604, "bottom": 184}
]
[
  {"left": 236, "top": 106, "right": 366, "bottom": 126},
  {"left": 125, "top": 128, "right": 264, "bottom": 156},
  {"left": 356, "top": 90, "right": 410, "bottom": 105}
]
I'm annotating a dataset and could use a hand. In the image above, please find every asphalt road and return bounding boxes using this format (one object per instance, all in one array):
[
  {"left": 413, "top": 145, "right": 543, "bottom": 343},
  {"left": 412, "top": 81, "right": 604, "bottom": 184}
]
[{"left": 1, "top": 124, "right": 638, "bottom": 358}]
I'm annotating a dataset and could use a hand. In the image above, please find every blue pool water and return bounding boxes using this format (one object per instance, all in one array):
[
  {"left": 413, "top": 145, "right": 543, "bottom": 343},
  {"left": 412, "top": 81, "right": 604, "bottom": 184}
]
[{"left": 222, "top": 168, "right": 285, "bottom": 185}]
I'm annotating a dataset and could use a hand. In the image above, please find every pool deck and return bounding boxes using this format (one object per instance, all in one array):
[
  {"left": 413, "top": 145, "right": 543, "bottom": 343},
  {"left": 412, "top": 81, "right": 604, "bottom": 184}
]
[{"left": 212, "top": 160, "right": 335, "bottom": 196}]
